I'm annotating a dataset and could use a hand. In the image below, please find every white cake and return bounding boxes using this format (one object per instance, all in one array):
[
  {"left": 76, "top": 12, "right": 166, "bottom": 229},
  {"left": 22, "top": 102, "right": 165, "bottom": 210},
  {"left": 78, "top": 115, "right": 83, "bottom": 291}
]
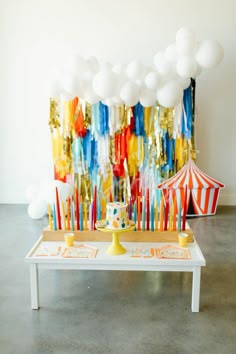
[{"left": 105, "top": 202, "right": 129, "bottom": 229}]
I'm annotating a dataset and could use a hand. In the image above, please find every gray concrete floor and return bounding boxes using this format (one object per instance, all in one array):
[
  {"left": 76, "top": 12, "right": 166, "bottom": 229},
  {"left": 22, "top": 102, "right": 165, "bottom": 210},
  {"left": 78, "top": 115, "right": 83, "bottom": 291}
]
[{"left": 0, "top": 205, "right": 235, "bottom": 354}]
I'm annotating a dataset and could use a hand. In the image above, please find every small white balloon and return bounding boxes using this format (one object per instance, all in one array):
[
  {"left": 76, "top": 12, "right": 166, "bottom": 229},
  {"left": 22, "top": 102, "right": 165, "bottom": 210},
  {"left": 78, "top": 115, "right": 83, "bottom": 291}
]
[
  {"left": 177, "top": 77, "right": 191, "bottom": 90},
  {"left": 101, "top": 98, "right": 114, "bottom": 107},
  {"left": 112, "top": 63, "right": 125, "bottom": 75},
  {"left": 99, "top": 61, "right": 113, "bottom": 72},
  {"left": 120, "top": 81, "right": 139, "bottom": 107},
  {"left": 140, "top": 88, "right": 156, "bottom": 107},
  {"left": 86, "top": 56, "right": 99, "bottom": 73},
  {"left": 153, "top": 52, "right": 171, "bottom": 76},
  {"left": 192, "top": 63, "right": 202, "bottom": 78},
  {"left": 157, "top": 80, "right": 183, "bottom": 108},
  {"left": 93, "top": 70, "right": 118, "bottom": 98},
  {"left": 176, "top": 56, "right": 198, "bottom": 78},
  {"left": 85, "top": 91, "right": 100, "bottom": 105},
  {"left": 84, "top": 82, "right": 100, "bottom": 104},
  {"left": 176, "top": 26, "right": 196, "bottom": 41},
  {"left": 144, "top": 72, "right": 160, "bottom": 90},
  {"left": 195, "top": 40, "right": 224, "bottom": 68},
  {"left": 126, "top": 61, "right": 145, "bottom": 80},
  {"left": 63, "top": 74, "right": 78, "bottom": 96},
  {"left": 28, "top": 199, "right": 47, "bottom": 219},
  {"left": 165, "top": 43, "right": 178, "bottom": 63},
  {"left": 176, "top": 27, "right": 196, "bottom": 56},
  {"left": 112, "top": 96, "right": 124, "bottom": 106}
]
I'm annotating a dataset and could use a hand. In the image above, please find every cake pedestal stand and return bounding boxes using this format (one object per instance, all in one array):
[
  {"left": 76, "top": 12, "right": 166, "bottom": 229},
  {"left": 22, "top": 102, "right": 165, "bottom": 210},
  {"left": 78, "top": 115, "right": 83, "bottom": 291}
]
[{"left": 96, "top": 221, "right": 135, "bottom": 255}]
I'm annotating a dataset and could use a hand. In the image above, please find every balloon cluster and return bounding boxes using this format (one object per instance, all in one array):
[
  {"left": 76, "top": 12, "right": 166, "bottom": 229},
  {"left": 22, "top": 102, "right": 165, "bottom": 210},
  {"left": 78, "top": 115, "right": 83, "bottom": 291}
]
[
  {"left": 49, "top": 27, "right": 223, "bottom": 108},
  {"left": 26, "top": 180, "right": 73, "bottom": 219}
]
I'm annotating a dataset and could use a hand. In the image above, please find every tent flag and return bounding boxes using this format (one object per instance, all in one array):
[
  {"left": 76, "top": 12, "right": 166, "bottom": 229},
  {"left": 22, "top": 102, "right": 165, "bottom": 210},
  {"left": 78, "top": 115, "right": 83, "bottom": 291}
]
[{"left": 157, "top": 159, "right": 224, "bottom": 216}]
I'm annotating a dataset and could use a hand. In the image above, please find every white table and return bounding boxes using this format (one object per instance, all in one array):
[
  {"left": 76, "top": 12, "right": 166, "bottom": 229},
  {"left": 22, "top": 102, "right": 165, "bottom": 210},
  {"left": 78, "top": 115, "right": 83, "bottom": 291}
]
[{"left": 25, "top": 237, "right": 206, "bottom": 312}]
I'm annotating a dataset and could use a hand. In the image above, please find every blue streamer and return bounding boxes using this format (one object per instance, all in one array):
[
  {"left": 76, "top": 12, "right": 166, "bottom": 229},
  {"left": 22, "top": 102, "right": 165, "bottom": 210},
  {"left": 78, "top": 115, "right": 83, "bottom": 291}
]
[
  {"left": 99, "top": 102, "right": 109, "bottom": 136},
  {"left": 133, "top": 103, "right": 144, "bottom": 136},
  {"left": 182, "top": 85, "right": 192, "bottom": 139}
]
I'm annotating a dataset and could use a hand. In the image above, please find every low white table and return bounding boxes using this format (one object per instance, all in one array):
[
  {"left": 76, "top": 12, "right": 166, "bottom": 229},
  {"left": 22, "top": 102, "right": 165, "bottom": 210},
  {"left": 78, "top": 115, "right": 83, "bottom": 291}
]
[{"left": 25, "top": 237, "right": 206, "bottom": 312}]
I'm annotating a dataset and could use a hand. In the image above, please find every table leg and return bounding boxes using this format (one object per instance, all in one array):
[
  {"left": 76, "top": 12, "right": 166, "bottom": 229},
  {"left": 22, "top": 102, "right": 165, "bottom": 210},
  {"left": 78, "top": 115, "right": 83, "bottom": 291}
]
[
  {"left": 30, "top": 264, "right": 39, "bottom": 310},
  {"left": 192, "top": 267, "right": 201, "bottom": 312}
]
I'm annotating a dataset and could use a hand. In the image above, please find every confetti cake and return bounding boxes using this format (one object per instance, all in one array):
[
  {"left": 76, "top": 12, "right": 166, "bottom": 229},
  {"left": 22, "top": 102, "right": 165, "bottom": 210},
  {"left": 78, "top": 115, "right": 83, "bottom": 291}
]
[{"left": 105, "top": 202, "right": 129, "bottom": 229}]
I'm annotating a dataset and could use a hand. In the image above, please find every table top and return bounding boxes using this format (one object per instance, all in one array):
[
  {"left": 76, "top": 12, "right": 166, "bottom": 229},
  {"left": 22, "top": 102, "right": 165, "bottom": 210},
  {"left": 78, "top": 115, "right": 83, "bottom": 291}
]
[{"left": 25, "top": 236, "right": 206, "bottom": 269}]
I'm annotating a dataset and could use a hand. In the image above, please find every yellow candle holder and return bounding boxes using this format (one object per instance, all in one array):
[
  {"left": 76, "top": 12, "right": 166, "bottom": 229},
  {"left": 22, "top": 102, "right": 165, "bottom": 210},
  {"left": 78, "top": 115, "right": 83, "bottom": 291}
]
[{"left": 96, "top": 221, "right": 135, "bottom": 255}]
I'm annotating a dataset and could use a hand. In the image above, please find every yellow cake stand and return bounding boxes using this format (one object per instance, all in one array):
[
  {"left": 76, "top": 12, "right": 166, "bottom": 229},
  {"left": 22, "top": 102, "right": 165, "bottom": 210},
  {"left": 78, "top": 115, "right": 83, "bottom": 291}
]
[{"left": 96, "top": 220, "right": 135, "bottom": 256}]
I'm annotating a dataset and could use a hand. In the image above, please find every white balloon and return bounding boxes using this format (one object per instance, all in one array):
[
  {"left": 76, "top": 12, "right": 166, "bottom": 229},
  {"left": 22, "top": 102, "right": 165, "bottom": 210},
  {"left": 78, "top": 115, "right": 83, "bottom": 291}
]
[
  {"left": 112, "top": 96, "right": 124, "bottom": 106},
  {"left": 28, "top": 199, "right": 47, "bottom": 219},
  {"left": 76, "top": 79, "right": 87, "bottom": 98},
  {"left": 144, "top": 72, "right": 160, "bottom": 90},
  {"left": 176, "top": 56, "right": 197, "bottom": 78},
  {"left": 192, "top": 63, "right": 202, "bottom": 78},
  {"left": 112, "top": 63, "right": 125, "bottom": 75},
  {"left": 120, "top": 82, "right": 139, "bottom": 107},
  {"left": 84, "top": 82, "right": 100, "bottom": 104},
  {"left": 86, "top": 56, "right": 99, "bottom": 73},
  {"left": 126, "top": 60, "right": 145, "bottom": 81},
  {"left": 63, "top": 74, "right": 78, "bottom": 96},
  {"left": 101, "top": 98, "right": 114, "bottom": 107},
  {"left": 153, "top": 52, "right": 171, "bottom": 76},
  {"left": 85, "top": 93, "right": 100, "bottom": 104},
  {"left": 176, "top": 27, "right": 196, "bottom": 56},
  {"left": 93, "top": 70, "right": 118, "bottom": 98},
  {"left": 177, "top": 77, "right": 191, "bottom": 90},
  {"left": 176, "top": 26, "right": 195, "bottom": 41},
  {"left": 81, "top": 70, "right": 94, "bottom": 82},
  {"left": 165, "top": 43, "right": 178, "bottom": 63},
  {"left": 99, "top": 61, "right": 113, "bottom": 72},
  {"left": 157, "top": 80, "right": 183, "bottom": 108},
  {"left": 140, "top": 88, "right": 156, "bottom": 107},
  {"left": 195, "top": 40, "right": 224, "bottom": 68}
]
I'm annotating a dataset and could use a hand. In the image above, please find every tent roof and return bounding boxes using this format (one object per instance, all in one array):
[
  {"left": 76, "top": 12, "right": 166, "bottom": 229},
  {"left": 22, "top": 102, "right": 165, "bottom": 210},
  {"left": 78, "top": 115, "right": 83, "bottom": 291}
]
[{"left": 158, "top": 159, "right": 225, "bottom": 190}]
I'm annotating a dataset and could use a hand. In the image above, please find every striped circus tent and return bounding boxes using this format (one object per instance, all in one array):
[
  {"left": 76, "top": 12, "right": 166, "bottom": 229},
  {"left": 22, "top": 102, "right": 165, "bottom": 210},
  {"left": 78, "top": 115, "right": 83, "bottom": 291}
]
[{"left": 157, "top": 159, "right": 224, "bottom": 216}]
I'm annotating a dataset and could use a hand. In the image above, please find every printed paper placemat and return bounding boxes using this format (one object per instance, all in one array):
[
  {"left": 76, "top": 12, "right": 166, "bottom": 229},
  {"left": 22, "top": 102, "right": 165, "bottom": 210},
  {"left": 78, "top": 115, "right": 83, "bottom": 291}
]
[
  {"left": 129, "top": 247, "right": 155, "bottom": 258},
  {"left": 35, "top": 246, "right": 62, "bottom": 257},
  {"left": 62, "top": 244, "right": 98, "bottom": 258},
  {"left": 156, "top": 245, "right": 191, "bottom": 259}
]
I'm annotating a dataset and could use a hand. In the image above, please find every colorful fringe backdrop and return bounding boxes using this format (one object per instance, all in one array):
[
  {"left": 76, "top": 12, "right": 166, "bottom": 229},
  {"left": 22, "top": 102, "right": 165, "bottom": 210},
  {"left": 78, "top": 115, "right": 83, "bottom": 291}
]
[{"left": 48, "top": 80, "right": 196, "bottom": 229}]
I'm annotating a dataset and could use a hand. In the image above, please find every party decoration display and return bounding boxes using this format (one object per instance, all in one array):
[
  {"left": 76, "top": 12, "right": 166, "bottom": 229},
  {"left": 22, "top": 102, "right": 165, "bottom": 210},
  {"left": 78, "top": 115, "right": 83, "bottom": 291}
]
[
  {"left": 27, "top": 27, "right": 224, "bottom": 231},
  {"left": 157, "top": 159, "right": 224, "bottom": 216}
]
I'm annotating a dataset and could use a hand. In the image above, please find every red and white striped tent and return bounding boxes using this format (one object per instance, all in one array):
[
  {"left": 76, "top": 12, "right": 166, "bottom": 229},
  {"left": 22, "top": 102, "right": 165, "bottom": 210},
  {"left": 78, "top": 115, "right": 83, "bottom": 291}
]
[{"left": 157, "top": 159, "right": 224, "bottom": 216}]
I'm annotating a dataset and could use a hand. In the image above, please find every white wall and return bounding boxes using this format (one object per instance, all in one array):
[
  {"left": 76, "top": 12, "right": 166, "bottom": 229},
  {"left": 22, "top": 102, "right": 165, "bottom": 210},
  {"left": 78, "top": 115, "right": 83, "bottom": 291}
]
[{"left": 0, "top": 0, "right": 235, "bottom": 204}]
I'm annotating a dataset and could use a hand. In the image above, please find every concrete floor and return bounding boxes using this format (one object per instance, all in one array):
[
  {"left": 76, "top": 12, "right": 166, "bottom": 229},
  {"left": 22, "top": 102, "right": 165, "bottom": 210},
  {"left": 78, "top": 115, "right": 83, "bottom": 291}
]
[{"left": 0, "top": 205, "right": 235, "bottom": 354}]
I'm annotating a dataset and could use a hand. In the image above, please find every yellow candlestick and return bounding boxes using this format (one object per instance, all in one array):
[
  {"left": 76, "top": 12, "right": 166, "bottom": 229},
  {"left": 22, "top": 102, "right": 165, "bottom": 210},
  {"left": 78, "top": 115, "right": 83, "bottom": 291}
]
[
  {"left": 101, "top": 199, "right": 106, "bottom": 220},
  {"left": 48, "top": 204, "right": 53, "bottom": 230},
  {"left": 67, "top": 198, "right": 70, "bottom": 230},
  {"left": 84, "top": 202, "right": 88, "bottom": 230},
  {"left": 61, "top": 201, "right": 66, "bottom": 230}
]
